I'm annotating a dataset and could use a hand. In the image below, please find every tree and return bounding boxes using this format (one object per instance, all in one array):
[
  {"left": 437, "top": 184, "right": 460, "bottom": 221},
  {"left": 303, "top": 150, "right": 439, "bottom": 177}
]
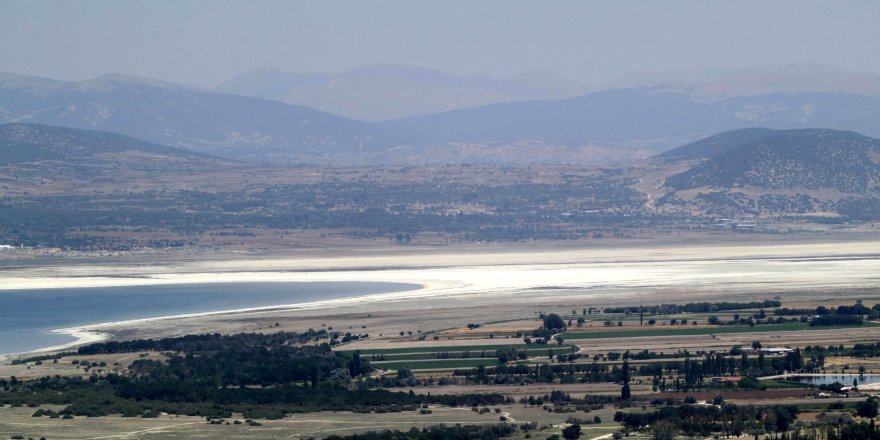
[
  {"left": 857, "top": 396, "right": 880, "bottom": 418},
  {"left": 652, "top": 420, "right": 676, "bottom": 440},
  {"left": 543, "top": 313, "right": 566, "bottom": 331},
  {"left": 396, "top": 366, "right": 413, "bottom": 380},
  {"left": 496, "top": 347, "right": 517, "bottom": 364},
  {"left": 562, "top": 422, "right": 582, "bottom": 440}
]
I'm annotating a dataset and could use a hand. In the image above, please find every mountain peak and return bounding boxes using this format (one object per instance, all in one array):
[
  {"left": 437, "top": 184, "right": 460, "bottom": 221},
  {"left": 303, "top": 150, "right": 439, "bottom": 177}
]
[{"left": 663, "top": 128, "right": 880, "bottom": 192}]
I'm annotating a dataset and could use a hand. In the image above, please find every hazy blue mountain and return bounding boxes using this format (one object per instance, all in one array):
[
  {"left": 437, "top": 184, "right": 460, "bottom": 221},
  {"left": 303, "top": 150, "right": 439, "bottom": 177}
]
[
  {"left": 598, "top": 64, "right": 880, "bottom": 96},
  {"left": 507, "top": 69, "right": 590, "bottom": 96},
  {"left": 656, "top": 129, "right": 880, "bottom": 219},
  {"left": 212, "top": 68, "right": 331, "bottom": 101},
  {"left": 215, "top": 64, "right": 592, "bottom": 121},
  {"left": 380, "top": 88, "right": 880, "bottom": 152},
  {"left": 655, "top": 128, "right": 779, "bottom": 162},
  {"left": 0, "top": 123, "right": 218, "bottom": 165},
  {"left": 216, "top": 64, "right": 880, "bottom": 123},
  {"left": 0, "top": 73, "right": 392, "bottom": 162},
  {"left": 5, "top": 72, "right": 880, "bottom": 166},
  {"left": 664, "top": 129, "right": 880, "bottom": 192}
]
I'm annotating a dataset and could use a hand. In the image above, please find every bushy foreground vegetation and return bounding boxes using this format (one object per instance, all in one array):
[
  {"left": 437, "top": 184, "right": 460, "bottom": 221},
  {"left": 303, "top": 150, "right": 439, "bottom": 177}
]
[
  {"left": 0, "top": 332, "right": 505, "bottom": 419},
  {"left": 319, "top": 424, "right": 517, "bottom": 440}
]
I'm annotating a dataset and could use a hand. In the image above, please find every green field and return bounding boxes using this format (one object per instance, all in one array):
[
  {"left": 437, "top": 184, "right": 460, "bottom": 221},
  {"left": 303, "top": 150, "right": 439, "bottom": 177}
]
[
  {"left": 371, "top": 358, "right": 504, "bottom": 370},
  {"left": 795, "top": 401, "right": 858, "bottom": 411},
  {"left": 759, "top": 380, "right": 813, "bottom": 389},
  {"left": 561, "top": 323, "right": 868, "bottom": 339},
  {"left": 339, "top": 343, "right": 571, "bottom": 355}
]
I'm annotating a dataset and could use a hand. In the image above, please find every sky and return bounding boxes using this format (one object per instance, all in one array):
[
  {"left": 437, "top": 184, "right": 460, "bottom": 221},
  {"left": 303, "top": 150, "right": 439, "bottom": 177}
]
[{"left": 1, "top": 0, "right": 879, "bottom": 87}]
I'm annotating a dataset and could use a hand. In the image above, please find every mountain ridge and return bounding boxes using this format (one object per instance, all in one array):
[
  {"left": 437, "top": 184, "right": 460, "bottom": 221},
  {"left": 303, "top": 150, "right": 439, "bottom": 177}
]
[
  {"left": 654, "top": 128, "right": 880, "bottom": 219},
  {"left": 215, "top": 63, "right": 591, "bottom": 121},
  {"left": 0, "top": 123, "right": 221, "bottom": 165},
  {"left": 0, "top": 72, "right": 393, "bottom": 162},
  {"left": 4, "top": 72, "right": 880, "bottom": 166},
  {"left": 380, "top": 88, "right": 880, "bottom": 148},
  {"left": 664, "top": 128, "right": 880, "bottom": 192}
]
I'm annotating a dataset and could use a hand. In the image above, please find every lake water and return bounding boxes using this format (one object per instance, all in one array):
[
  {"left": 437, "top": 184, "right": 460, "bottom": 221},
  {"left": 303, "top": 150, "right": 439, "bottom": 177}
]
[
  {"left": 781, "top": 374, "right": 880, "bottom": 386},
  {"left": 0, "top": 281, "right": 417, "bottom": 355}
]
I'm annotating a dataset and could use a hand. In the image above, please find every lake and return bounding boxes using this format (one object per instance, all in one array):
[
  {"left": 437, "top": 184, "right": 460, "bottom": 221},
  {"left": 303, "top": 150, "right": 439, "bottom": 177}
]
[
  {"left": 780, "top": 374, "right": 880, "bottom": 386},
  {"left": 0, "top": 281, "right": 417, "bottom": 355}
]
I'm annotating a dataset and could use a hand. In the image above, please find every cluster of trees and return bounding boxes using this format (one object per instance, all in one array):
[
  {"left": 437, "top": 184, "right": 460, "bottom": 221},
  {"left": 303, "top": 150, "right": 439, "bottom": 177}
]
[
  {"left": 320, "top": 424, "right": 517, "bottom": 440},
  {"left": 448, "top": 347, "right": 812, "bottom": 390},
  {"left": 3, "top": 332, "right": 507, "bottom": 419},
  {"left": 810, "top": 315, "right": 864, "bottom": 327},
  {"left": 776, "top": 301, "right": 880, "bottom": 320},
  {"left": 451, "top": 362, "right": 632, "bottom": 385},
  {"left": 805, "top": 342, "right": 880, "bottom": 359},
  {"left": 642, "top": 350, "right": 809, "bottom": 392},
  {"left": 615, "top": 403, "right": 799, "bottom": 438},
  {"left": 623, "top": 397, "right": 879, "bottom": 440},
  {"left": 824, "top": 421, "right": 880, "bottom": 440},
  {"left": 603, "top": 300, "right": 780, "bottom": 315},
  {"left": 76, "top": 331, "right": 330, "bottom": 355}
]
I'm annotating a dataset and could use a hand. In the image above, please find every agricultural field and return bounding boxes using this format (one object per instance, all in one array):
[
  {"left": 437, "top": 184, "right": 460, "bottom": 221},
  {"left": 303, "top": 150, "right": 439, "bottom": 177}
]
[{"left": 5, "top": 293, "right": 880, "bottom": 439}]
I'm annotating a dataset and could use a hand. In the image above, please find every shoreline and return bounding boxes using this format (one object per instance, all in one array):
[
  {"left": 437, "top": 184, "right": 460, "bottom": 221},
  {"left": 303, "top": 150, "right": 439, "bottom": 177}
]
[
  {"left": 4, "top": 238, "right": 880, "bottom": 360},
  {"left": 2, "top": 280, "right": 437, "bottom": 360}
]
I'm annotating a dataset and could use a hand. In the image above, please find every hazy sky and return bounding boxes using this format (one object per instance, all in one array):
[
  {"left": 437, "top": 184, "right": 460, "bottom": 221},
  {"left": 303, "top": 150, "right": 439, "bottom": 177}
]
[{"left": 1, "top": 0, "right": 878, "bottom": 87}]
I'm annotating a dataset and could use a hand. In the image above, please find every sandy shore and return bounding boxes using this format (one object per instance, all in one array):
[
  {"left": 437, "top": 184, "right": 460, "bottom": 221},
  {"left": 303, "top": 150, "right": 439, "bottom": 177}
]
[{"left": 3, "top": 238, "right": 880, "bottom": 358}]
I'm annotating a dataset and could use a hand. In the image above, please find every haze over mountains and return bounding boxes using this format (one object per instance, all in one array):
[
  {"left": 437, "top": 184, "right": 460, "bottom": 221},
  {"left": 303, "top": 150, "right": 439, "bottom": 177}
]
[
  {"left": 215, "top": 64, "right": 591, "bottom": 121},
  {"left": 0, "top": 73, "right": 391, "bottom": 162},
  {"left": 2, "top": 64, "right": 880, "bottom": 165},
  {"left": 598, "top": 64, "right": 880, "bottom": 96},
  {"left": 217, "top": 63, "right": 880, "bottom": 121}
]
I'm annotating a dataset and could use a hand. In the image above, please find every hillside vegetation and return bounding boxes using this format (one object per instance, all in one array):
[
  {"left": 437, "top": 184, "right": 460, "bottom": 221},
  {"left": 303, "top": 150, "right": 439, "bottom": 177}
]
[{"left": 658, "top": 129, "right": 880, "bottom": 219}]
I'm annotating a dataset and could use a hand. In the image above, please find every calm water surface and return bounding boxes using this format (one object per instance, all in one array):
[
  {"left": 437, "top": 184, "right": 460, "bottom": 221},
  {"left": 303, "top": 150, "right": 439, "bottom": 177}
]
[
  {"left": 782, "top": 374, "right": 880, "bottom": 386},
  {"left": 0, "top": 282, "right": 416, "bottom": 354}
]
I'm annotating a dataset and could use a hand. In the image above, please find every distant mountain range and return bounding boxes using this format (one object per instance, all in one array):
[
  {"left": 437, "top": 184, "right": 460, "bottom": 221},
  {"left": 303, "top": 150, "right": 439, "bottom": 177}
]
[
  {"left": 217, "top": 63, "right": 880, "bottom": 121},
  {"left": 597, "top": 64, "right": 880, "bottom": 96},
  {"left": 0, "top": 123, "right": 220, "bottom": 165},
  {"left": 3, "top": 70, "right": 880, "bottom": 165},
  {"left": 380, "top": 88, "right": 880, "bottom": 150},
  {"left": 0, "top": 73, "right": 391, "bottom": 162},
  {"left": 215, "top": 64, "right": 591, "bottom": 121},
  {"left": 656, "top": 128, "right": 880, "bottom": 219},
  {"left": 4, "top": 122, "right": 880, "bottom": 221}
]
